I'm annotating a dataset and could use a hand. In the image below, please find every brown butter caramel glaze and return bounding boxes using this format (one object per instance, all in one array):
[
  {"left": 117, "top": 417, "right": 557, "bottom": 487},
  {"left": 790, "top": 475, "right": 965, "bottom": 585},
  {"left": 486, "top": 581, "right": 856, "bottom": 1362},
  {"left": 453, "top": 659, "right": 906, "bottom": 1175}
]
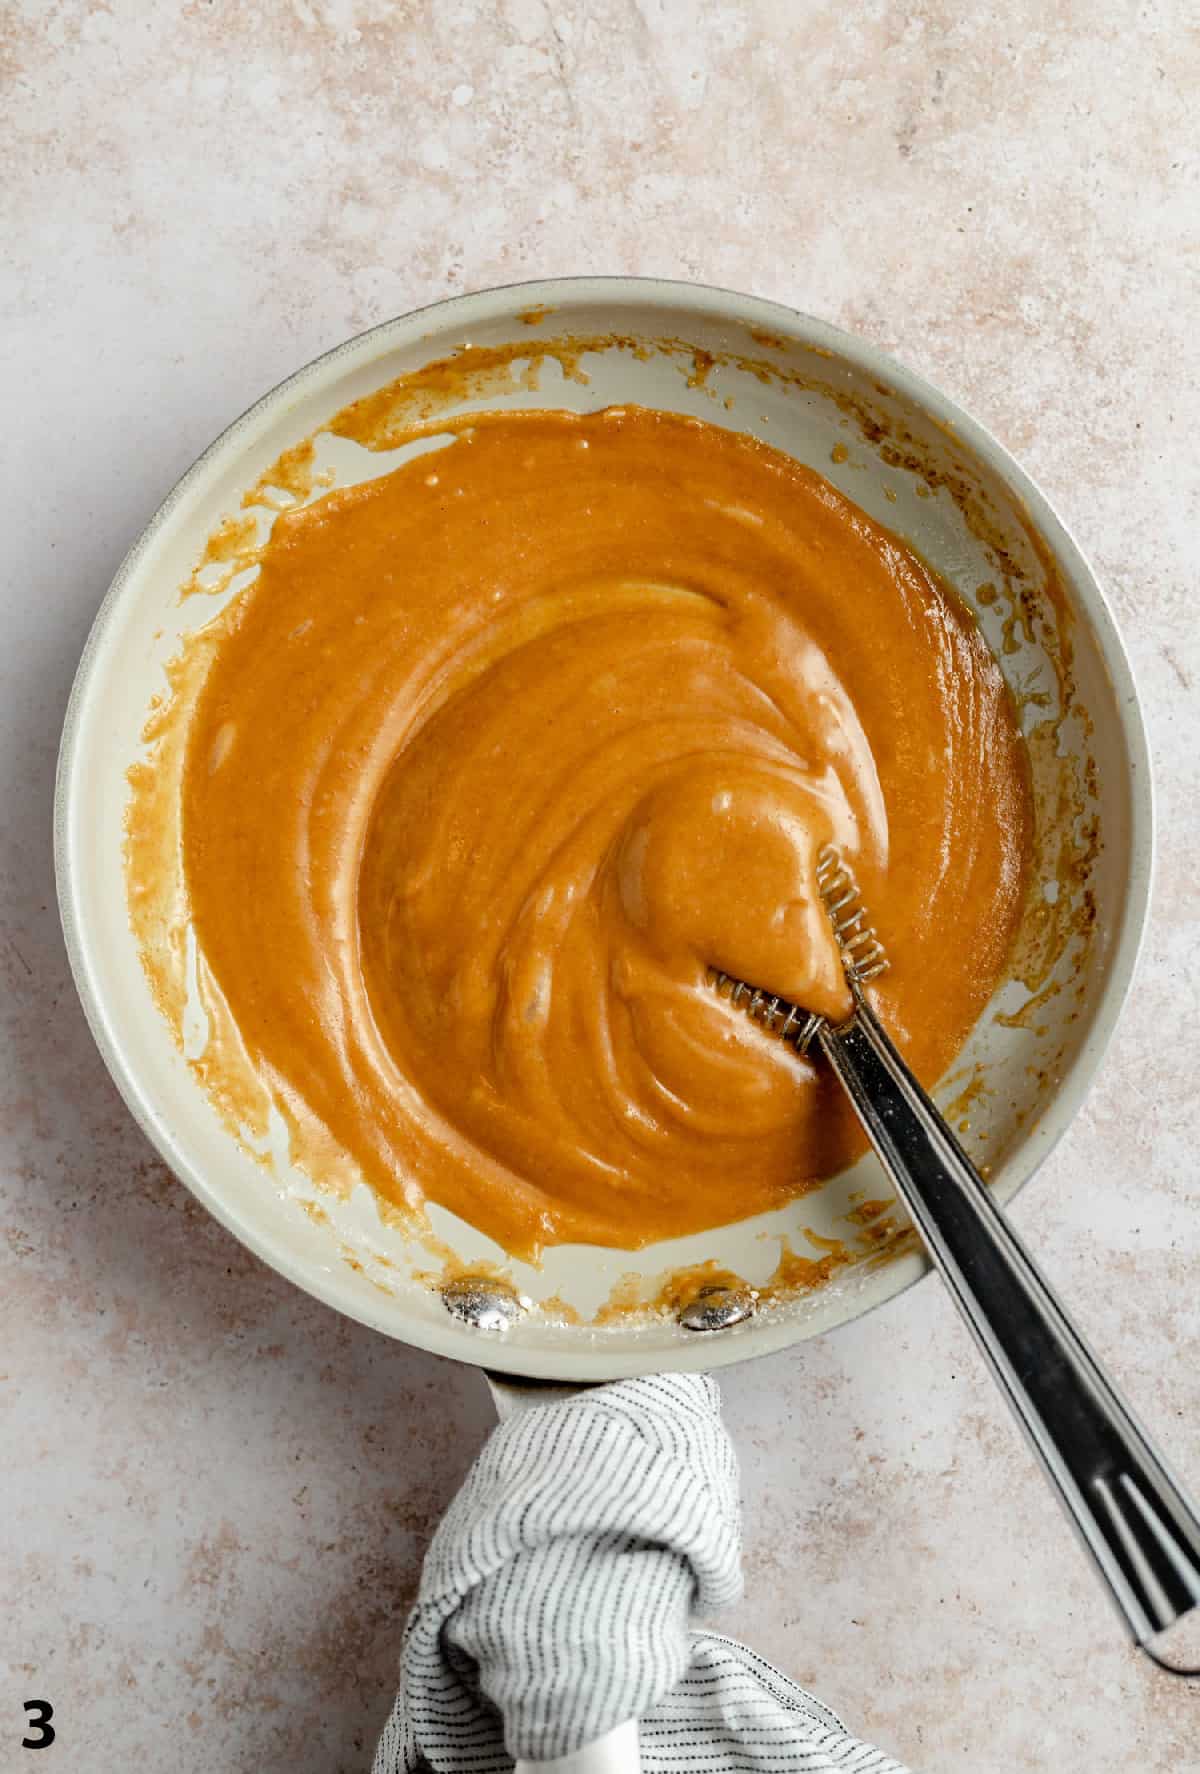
[{"left": 177, "top": 405, "right": 1030, "bottom": 1259}]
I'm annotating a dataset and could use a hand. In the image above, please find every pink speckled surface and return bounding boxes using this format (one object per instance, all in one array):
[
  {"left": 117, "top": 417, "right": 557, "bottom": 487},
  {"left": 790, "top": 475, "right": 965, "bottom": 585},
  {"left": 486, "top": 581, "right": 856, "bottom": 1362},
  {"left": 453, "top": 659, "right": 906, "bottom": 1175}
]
[{"left": 3, "top": 4, "right": 1199, "bottom": 1770}]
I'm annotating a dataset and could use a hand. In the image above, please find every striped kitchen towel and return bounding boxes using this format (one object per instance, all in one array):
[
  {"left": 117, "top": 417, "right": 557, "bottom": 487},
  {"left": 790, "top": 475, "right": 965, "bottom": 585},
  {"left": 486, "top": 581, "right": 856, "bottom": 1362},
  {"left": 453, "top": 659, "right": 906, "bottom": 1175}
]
[{"left": 373, "top": 1373, "right": 911, "bottom": 1773}]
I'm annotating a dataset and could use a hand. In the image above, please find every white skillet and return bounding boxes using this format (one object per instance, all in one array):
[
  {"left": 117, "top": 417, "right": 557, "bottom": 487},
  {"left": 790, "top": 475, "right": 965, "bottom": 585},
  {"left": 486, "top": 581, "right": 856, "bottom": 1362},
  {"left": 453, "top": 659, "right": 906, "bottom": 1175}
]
[{"left": 56, "top": 280, "right": 1157, "bottom": 1767}]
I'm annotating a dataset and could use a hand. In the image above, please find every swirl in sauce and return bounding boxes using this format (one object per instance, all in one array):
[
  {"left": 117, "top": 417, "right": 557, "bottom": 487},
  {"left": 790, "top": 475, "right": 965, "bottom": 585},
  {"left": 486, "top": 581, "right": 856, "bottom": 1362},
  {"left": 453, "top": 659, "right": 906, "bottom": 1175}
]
[{"left": 174, "top": 406, "right": 1030, "bottom": 1258}]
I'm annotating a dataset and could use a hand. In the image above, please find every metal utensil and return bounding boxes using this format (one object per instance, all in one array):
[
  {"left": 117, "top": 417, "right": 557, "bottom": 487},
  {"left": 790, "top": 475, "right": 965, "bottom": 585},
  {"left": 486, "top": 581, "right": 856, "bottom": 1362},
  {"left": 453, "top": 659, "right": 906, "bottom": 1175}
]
[{"left": 712, "top": 844, "right": 1200, "bottom": 1674}]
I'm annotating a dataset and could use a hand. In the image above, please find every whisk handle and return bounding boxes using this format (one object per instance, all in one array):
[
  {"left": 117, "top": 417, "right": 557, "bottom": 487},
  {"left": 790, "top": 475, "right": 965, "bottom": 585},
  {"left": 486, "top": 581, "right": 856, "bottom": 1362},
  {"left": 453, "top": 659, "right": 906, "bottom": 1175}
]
[{"left": 820, "top": 998, "right": 1200, "bottom": 1668}]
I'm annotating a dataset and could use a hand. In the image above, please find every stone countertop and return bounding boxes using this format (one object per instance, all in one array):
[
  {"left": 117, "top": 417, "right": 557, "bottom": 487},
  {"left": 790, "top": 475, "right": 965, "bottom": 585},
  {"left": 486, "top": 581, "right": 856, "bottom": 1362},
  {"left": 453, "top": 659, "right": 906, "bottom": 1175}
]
[{"left": 3, "top": 4, "right": 1197, "bottom": 1770}]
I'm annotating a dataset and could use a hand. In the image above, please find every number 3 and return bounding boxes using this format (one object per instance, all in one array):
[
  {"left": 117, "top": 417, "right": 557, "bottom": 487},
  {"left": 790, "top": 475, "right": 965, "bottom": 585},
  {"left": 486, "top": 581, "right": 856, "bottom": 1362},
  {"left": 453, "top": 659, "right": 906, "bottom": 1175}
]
[{"left": 22, "top": 1700, "right": 55, "bottom": 1749}]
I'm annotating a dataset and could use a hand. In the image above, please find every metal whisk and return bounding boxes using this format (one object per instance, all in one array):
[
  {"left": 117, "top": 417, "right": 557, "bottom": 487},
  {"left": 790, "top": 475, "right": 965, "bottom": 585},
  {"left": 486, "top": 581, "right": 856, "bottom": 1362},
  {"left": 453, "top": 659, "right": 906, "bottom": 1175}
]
[
  {"left": 813, "top": 846, "right": 889, "bottom": 983},
  {"left": 709, "top": 845, "right": 886, "bottom": 1052},
  {"left": 712, "top": 845, "right": 1200, "bottom": 1675}
]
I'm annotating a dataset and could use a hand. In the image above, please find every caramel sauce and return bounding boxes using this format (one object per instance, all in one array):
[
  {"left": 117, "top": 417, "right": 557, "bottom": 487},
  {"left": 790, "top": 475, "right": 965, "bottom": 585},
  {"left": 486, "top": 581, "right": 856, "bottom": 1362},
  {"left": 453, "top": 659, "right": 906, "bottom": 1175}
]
[{"left": 135, "top": 404, "right": 1031, "bottom": 1261}]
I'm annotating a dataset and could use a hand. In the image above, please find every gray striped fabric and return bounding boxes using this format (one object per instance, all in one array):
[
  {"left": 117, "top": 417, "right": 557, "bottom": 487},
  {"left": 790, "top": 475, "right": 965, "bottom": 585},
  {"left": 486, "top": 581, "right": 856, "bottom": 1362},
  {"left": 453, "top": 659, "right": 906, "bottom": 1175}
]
[{"left": 373, "top": 1375, "right": 911, "bottom": 1774}]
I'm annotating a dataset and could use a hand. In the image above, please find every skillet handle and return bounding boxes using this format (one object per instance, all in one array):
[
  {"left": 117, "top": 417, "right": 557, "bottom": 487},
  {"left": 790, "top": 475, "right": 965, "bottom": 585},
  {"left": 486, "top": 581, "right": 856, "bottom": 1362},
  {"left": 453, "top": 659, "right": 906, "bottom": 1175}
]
[
  {"left": 514, "top": 1719, "right": 640, "bottom": 1773},
  {"left": 819, "top": 997, "right": 1200, "bottom": 1670},
  {"left": 487, "top": 1375, "right": 645, "bottom": 1769}
]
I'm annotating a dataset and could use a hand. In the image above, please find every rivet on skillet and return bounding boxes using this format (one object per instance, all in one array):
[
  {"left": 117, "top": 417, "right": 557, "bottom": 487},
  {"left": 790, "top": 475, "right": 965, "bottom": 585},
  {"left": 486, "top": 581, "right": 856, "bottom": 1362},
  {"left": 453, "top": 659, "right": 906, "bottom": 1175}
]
[
  {"left": 441, "top": 1276, "right": 526, "bottom": 1333},
  {"left": 677, "top": 1284, "right": 756, "bottom": 1333}
]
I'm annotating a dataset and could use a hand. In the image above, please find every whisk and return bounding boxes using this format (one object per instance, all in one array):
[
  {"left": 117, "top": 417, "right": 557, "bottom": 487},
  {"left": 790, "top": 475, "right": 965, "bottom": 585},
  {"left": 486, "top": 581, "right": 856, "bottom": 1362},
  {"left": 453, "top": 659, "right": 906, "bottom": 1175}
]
[{"left": 712, "top": 843, "right": 1200, "bottom": 1674}]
